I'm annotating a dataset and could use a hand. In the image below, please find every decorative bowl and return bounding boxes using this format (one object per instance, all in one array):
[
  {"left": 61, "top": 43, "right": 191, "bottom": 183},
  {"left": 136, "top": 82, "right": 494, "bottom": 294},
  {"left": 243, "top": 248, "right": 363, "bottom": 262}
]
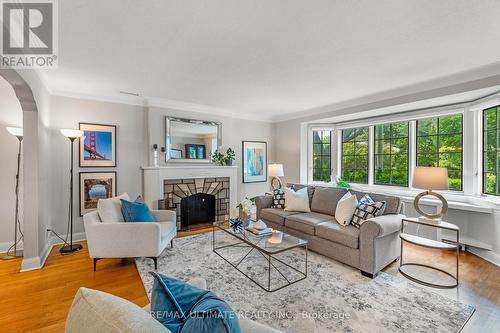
[{"left": 253, "top": 219, "right": 267, "bottom": 230}]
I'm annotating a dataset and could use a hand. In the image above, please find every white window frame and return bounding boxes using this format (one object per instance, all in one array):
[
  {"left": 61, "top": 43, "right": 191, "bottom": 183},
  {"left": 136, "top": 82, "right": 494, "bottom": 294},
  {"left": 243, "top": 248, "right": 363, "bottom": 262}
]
[
  {"left": 470, "top": 92, "right": 500, "bottom": 199},
  {"left": 307, "top": 125, "right": 336, "bottom": 185},
  {"left": 306, "top": 105, "right": 472, "bottom": 197},
  {"left": 338, "top": 125, "right": 371, "bottom": 185}
]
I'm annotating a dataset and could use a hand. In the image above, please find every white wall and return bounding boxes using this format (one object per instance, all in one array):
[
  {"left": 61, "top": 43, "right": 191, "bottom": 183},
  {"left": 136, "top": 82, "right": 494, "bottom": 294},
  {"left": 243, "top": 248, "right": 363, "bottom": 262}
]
[
  {"left": 276, "top": 119, "right": 302, "bottom": 184},
  {"left": 0, "top": 77, "right": 23, "bottom": 252},
  {"left": 48, "top": 96, "right": 148, "bottom": 237},
  {"left": 46, "top": 97, "right": 276, "bottom": 240},
  {"left": 147, "top": 107, "right": 276, "bottom": 202}
]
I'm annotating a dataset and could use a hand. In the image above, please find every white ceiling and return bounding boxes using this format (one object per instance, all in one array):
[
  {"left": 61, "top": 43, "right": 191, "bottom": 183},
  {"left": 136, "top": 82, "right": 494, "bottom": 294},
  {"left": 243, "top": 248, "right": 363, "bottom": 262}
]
[{"left": 42, "top": 0, "right": 500, "bottom": 121}]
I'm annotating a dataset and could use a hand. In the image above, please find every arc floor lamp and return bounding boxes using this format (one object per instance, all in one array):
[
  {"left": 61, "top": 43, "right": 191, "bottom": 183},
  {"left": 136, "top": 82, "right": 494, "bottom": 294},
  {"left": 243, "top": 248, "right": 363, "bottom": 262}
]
[
  {"left": 60, "top": 129, "right": 84, "bottom": 254},
  {"left": 1, "top": 127, "right": 24, "bottom": 260}
]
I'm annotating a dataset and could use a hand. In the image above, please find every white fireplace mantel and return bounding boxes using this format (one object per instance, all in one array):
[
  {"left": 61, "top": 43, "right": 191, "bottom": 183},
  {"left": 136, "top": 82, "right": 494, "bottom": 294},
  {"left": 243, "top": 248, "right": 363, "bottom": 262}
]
[{"left": 141, "top": 165, "right": 238, "bottom": 217}]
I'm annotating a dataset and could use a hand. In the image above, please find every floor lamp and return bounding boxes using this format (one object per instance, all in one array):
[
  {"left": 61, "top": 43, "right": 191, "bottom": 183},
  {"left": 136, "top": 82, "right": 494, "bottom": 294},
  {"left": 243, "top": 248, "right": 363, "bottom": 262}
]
[
  {"left": 1, "top": 127, "right": 24, "bottom": 260},
  {"left": 60, "top": 129, "right": 84, "bottom": 254}
]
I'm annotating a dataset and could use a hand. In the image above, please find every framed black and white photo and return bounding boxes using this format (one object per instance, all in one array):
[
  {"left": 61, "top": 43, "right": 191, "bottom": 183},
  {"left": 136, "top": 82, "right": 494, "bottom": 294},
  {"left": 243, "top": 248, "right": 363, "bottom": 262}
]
[
  {"left": 79, "top": 123, "right": 117, "bottom": 167},
  {"left": 79, "top": 172, "right": 117, "bottom": 216},
  {"left": 242, "top": 141, "right": 267, "bottom": 183}
]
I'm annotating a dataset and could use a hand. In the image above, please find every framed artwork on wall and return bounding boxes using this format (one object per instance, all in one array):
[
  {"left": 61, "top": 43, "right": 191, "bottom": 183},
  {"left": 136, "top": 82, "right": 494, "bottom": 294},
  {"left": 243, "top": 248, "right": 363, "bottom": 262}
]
[
  {"left": 242, "top": 141, "right": 267, "bottom": 183},
  {"left": 79, "top": 172, "right": 117, "bottom": 216},
  {"left": 79, "top": 123, "right": 117, "bottom": 167}
]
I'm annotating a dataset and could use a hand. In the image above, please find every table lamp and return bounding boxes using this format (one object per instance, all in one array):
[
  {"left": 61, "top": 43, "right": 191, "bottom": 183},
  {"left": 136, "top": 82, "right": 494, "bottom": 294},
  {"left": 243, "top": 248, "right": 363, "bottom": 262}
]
[
  {"left": 412, "top": 166, "right": 449, "bottom": 221},
  {"left": 268, "top": 164, "right": 284, "bottom": 190}
]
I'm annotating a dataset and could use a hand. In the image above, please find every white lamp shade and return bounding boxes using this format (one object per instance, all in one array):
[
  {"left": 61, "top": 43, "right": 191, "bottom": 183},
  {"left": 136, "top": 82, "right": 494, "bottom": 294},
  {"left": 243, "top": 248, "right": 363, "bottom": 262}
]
[
  {"left": 60, "top": 129, "right": 84, "bottom": 139},
  {"left": 268, "top": 164, "right": 284, "bottom": 177},
  {"left": 413, "top": 166, "right": 449, "bottom": 190},
  {"left": 6, "top": 127, "right": 23, "bottom": 137}
]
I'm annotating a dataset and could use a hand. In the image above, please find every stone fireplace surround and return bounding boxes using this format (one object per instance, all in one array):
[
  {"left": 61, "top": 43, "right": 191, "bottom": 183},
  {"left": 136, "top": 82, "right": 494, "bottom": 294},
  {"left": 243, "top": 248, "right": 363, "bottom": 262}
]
[
  {"left": 159, "top": 177, "right": 230, "bottom": 229},
  {"left": 141, "top": 165, "right": 238, "bottom": 230}
]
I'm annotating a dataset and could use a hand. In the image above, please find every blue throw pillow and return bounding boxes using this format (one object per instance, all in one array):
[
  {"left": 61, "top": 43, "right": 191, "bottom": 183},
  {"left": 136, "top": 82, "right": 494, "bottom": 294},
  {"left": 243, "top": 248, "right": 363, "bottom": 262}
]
[
  {"left": 120, "top": 196, "right": 156, "bottom": 222},
  {"left": 149, "top": 272, "right": 241, "bottom": 333}
]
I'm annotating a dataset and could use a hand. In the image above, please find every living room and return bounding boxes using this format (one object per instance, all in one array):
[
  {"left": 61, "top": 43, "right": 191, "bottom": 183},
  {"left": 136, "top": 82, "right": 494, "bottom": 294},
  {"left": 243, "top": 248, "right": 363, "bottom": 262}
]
[{"left": 1, "top": 1, "right": 499, "bottom": 332}]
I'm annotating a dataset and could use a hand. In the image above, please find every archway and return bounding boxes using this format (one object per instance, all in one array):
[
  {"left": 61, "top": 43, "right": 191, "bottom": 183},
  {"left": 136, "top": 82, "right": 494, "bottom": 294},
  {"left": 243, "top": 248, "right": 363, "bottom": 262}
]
[
  {"left": 0, "top": 69, "right": 40, "bottom": 271},
  {"left": 0, "top": 75, "right": 23, "bottom": 259}
]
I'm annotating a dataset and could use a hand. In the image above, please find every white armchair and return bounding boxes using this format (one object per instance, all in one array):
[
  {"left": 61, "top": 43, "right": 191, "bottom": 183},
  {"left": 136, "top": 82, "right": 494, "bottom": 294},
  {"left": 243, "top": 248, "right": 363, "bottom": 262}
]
[{"left": 83, "top": 210, "right": 177, "bottom": 271}]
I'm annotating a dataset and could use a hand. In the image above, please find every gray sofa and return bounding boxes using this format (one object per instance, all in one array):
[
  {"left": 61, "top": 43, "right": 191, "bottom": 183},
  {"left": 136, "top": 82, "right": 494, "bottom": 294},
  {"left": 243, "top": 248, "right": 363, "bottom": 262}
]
[{"left": 255, "top": 184, "right": 405, "bottom": 277}]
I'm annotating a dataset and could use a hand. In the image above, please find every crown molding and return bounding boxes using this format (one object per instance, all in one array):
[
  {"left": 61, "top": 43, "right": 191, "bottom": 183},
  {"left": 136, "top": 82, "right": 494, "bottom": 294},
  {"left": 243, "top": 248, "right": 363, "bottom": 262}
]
[
  {"left": 50, "top": 89, "right": 148, "bottom": 107},
  {"left": 145, "top": 97, "right": 271, "bottom": 122},
  {"left": 49, "top": 88, "right": 275, "bottom": 122}
]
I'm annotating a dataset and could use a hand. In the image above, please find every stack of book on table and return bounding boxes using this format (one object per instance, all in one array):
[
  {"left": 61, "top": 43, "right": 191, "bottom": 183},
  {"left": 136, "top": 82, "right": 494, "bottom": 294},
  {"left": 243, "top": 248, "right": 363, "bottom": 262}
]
[{"left": 246, "top": 227, "right": 273, "bottom": 236}]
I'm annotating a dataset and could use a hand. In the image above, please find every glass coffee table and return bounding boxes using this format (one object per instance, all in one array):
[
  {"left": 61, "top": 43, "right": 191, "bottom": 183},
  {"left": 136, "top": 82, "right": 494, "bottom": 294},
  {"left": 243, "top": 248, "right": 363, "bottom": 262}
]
[{"left": 213, "top": 221, "right": 308, "bottom": 292}]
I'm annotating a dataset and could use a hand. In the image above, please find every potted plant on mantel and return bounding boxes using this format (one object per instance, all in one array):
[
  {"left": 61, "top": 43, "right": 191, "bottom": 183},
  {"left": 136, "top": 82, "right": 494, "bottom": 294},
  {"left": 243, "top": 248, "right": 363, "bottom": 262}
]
[{"left": 211, "top": 148, "right": 236, "bottom": 166}]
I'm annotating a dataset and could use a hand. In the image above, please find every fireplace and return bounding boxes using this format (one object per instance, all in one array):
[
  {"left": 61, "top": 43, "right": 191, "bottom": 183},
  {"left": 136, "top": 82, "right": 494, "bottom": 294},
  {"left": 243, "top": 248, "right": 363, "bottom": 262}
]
[
  {"left": 158, "top": 177, "right": 230, "bottom": 230},
  {"left": 181, "top": 193, "right": 215, "bottom": 229}
]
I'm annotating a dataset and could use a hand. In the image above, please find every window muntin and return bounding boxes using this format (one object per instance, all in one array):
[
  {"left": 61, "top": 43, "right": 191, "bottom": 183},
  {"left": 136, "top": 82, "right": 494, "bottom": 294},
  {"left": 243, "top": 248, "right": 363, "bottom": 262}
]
[
  {"left": 312, "top": 130, "right": 331, "bottom": 182},
  {"left": 341, "top": 127, "right": 369, "bottom": 184},
  {"left": 483, "top": 106, "right": 500, "bottom": 196},
  {"left": 416, "top": 114, "right": 463, "bottom": 191},
  {"left": 374, "top": 121, "right": 409, "bottom": 186}
]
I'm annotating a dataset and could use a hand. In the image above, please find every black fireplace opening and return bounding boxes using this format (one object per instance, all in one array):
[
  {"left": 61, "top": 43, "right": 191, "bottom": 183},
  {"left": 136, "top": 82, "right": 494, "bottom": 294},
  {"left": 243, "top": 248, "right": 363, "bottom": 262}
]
[{"left": 180, "top": 193, "right": 216, "bottom": 230}]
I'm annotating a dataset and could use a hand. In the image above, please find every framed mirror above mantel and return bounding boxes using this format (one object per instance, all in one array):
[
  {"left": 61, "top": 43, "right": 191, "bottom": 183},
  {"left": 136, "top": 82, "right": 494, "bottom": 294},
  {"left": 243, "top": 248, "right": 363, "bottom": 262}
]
[{"left": 165, "top": 116, "right": 222, "bottom": 163}]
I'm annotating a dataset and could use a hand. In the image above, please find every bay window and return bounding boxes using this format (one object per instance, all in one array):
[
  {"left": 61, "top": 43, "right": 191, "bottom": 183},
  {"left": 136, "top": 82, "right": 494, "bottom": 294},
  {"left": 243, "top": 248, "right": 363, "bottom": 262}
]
[{"left": 305, "top": 98, "right": 500, "bottom": 201}]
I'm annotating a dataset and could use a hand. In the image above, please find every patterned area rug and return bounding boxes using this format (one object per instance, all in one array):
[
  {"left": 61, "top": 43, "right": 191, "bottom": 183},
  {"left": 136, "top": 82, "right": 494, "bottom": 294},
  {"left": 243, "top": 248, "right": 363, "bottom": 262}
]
[{"left": 136, "top": 232, "right": 474, "bottom": 333}]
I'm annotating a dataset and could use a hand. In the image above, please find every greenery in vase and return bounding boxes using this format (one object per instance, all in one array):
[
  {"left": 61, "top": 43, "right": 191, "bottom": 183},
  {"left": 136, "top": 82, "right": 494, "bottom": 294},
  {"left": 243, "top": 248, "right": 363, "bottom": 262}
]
[
  {"left": 211, "top": 150, "right": 225, "bottom": 165},
  {"left": 211, "top": 148, "right": 235, "bottom": 166},
  {"left": 336, "top": 177, "right": 351, "bottom": 189},
  {"left": 225, "top": 148, "right": 235, "bottom": 165}
]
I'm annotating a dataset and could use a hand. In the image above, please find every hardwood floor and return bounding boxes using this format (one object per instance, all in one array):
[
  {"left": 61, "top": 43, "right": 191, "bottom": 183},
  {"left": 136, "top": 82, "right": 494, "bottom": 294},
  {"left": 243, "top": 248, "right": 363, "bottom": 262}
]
[
  {"left": 1, "top": 228, "right": 499, "bottom": 332},
  {"left": 384, "top": 244, "right": 500, "bottom": 332}
]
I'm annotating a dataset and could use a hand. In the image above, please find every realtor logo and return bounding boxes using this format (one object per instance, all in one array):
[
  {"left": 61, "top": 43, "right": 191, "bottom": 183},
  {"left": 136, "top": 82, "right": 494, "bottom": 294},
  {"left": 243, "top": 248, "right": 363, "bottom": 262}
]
[{"left": 1, "top": 0, "right": 58, "bottom": 68}]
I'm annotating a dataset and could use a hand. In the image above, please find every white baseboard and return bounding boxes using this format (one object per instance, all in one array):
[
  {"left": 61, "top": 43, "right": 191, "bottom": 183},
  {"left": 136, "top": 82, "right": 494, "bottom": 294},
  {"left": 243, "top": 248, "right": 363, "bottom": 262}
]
[
  {"left": 20, "top": 232, "right": 87, "bottom": 272},
  {"left": 0, "top": 240, "right": 23, "bottom": 254},
  {"left": 468, "top": 248, "right": 500, "bottom": 267},
  {"left": 21, "top": 256, "right": 42, "bottom": 272}
]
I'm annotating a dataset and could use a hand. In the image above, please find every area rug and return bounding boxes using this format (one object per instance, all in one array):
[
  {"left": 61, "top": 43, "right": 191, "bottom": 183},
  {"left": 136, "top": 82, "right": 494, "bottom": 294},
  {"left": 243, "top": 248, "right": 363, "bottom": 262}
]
[{"left": 136, "top": 232, "right": 474, "bottom": 333}]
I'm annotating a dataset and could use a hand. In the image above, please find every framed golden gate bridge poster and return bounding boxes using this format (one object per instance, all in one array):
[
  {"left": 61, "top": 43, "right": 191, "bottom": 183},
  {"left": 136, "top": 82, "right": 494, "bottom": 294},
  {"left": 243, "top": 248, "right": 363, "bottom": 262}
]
[{"left": 79, "top": 123, "right": 117, "bottom": 168}]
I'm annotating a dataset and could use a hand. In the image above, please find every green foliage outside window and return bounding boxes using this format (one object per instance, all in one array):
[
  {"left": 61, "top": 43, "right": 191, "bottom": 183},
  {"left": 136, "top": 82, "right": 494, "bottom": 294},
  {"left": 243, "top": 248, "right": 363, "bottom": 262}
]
[
  {"left": 341, "top": 127, "right": 369, "bottom": 184},
  {"left": 374, "top": 121, "right": 409, "bottom": 186},
  {"left": 313, "top": 131, "right": 331, "bottom": 182},
  {"left": 416, "top": 114, "right": 463, "bottom": 191},
  {"left": 483, "top": 106, "right": 500, "bottom": 195}
]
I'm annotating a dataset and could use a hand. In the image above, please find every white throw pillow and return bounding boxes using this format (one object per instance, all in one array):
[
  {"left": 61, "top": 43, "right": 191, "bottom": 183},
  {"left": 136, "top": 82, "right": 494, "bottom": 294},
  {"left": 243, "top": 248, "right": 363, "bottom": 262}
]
[
  {"left": 97, "top": 193, "right": 130, "bottom": 223},
  {"left": 335, "top": 191, "right": 358, "bottom": 226},
  {"left": 284, "top": 187, "right": 311, "bottom": 212}
]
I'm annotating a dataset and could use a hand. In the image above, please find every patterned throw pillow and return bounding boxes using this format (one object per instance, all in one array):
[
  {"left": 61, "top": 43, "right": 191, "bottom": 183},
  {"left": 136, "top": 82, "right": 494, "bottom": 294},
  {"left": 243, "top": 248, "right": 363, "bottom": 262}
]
[
  {"left": 272, "top": 188, "right": 285, "bottom": 208},
  {"left": 350, "top": 194, "right": 386, "bottom": 228}
]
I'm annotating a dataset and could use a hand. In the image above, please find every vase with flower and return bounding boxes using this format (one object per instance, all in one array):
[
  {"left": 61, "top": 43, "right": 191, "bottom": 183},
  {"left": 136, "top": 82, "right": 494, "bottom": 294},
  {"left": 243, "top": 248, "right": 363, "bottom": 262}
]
[{"left": 237, "top": 197, "right": 255, "bottom": 225}]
